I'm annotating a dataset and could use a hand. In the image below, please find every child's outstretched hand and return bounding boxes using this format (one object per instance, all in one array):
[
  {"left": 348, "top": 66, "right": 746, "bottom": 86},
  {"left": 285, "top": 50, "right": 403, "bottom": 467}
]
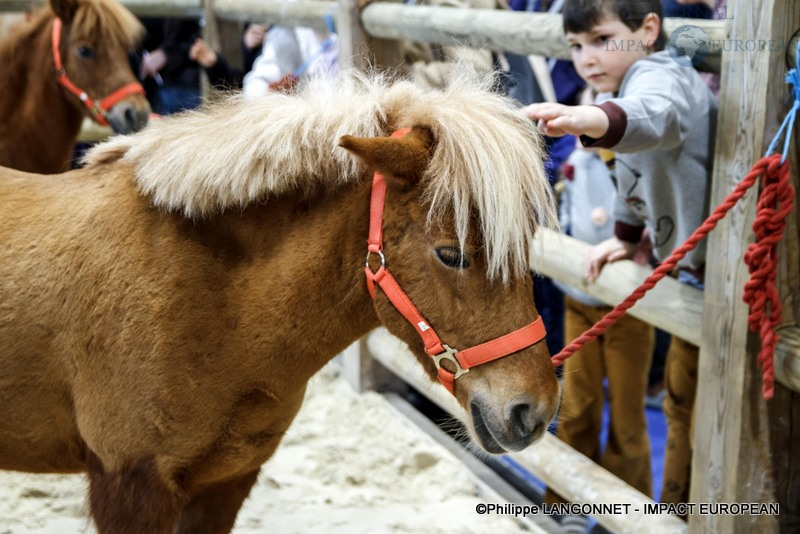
[
  {"left": 189, "top": 38, "right": 218, "bottom": 68},
  {"left": 521, "top": 103, "right": 609, "bottom": 139},
  {"left": 584, "top": 236, "right": 638, "bottom": 283}
]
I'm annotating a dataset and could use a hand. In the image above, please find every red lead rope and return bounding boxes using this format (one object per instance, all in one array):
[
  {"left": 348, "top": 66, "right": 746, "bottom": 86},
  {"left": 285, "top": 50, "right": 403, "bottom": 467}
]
[
  {"left": 743, "top": 155, "right": 794, "bottom": 398},
  {"left": 552, "top": 153, "right": 794, "bottom": 400}
]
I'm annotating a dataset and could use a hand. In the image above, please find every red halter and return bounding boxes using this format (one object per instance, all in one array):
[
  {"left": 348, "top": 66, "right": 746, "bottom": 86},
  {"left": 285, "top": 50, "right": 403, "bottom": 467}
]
[
  {"left": 51, "top": 18, "right": 145, "bottom": 127},
  {"left": 363, "top": 128, "right": 548, "bottom": 395}
]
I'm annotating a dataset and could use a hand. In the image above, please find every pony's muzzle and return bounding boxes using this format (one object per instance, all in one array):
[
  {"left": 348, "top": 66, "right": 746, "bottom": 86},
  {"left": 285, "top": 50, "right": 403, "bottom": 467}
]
[
  {"left": 105, "top": 99, "right": 150, "bottom": 134},
  {"left": 470, "top": 395, "right": 550, "bottom": 453}
]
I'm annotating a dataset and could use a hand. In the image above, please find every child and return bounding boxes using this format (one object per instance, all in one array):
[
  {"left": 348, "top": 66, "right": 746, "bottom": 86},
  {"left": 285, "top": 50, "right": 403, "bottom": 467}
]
[
  {"left": 523, "top": 0, "right": 717, "bottom": 512},
  {"left": 243, "top": 24, "right": 337, "bottom": 97}
]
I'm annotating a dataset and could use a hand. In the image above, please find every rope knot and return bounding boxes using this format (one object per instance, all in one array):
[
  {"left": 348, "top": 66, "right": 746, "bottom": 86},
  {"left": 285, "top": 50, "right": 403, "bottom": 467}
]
[{"left": 742, "top": 154, "right": 794, "bottom": 400}]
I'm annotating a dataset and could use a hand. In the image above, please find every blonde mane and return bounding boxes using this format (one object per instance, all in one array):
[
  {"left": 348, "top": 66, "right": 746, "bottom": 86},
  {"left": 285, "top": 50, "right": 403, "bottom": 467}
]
[{"left": 85, "top": 71, "right": 557, "bottom": 280}]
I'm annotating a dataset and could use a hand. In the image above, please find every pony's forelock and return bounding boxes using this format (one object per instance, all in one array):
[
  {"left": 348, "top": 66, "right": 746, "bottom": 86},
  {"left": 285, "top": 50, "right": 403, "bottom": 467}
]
[
  {"left": 84, "top": 70, "right": 557, "bottom": 281},
  {"left": 70, "top": 0, "right": 144, "bottom": 48}
]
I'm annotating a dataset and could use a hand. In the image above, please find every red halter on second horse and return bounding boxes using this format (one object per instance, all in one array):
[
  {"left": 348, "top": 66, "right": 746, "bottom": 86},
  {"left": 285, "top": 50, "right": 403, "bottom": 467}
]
[
  {"left": 51, "top": 18, "right": 145, "bottom": 127},
  {"left": 363, "top": 128, "right": 548, "bottom": 395}
]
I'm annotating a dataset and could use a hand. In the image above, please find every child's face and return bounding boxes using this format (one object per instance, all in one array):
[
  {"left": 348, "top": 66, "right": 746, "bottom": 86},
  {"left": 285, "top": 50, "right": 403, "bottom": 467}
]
[{"left": 567, "top": 15, "right": 659, "bottom": 93}]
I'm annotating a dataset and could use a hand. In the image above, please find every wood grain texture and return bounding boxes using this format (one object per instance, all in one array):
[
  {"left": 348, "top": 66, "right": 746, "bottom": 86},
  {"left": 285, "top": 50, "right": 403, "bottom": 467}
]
[
  {"left": 360, "top": 4, "right": 724, "bottom": 72},
  {"left": 690, "top": 1, "right": 799, "bottom": 532},
  {"left": 771, "top": 19, "right": 800, "bottom": 530},
  {"left": 533, "top": 228, "right": 704, "bottom": 346},
  {"left": 1, "top": 1, "right": 724, "bottom": 73},
  {"left": 776, "top": 327, "right": 800, "bottom": 392}
]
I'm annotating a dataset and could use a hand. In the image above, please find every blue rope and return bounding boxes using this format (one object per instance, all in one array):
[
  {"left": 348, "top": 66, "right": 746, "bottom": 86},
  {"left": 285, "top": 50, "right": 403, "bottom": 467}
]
[
  {"left": 766, "top": 39, "right": 800, "bottom": 163},
  {"left": 323, "top": 10, "right": 337, "bottom": 34}
]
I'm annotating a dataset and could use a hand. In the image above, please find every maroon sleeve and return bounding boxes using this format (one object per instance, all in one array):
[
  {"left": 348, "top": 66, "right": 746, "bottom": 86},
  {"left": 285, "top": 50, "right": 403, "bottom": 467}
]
[{"left": 580, "top": 101, "right": 627, "bottom": 149}]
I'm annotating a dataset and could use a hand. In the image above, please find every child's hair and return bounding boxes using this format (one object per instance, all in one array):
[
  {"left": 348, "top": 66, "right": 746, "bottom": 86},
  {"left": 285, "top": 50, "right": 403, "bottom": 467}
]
[{"left": 562, "top": 0, "right": 666, "bottom": 51}]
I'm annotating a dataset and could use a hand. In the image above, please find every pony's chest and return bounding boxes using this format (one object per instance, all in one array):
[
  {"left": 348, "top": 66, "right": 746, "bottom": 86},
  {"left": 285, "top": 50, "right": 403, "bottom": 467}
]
[{"left": 182, "top": 392, "right": 305, "bottom": 488}]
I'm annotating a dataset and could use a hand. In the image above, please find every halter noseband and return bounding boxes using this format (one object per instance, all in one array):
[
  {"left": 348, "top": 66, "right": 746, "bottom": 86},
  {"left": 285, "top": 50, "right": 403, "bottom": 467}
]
[
  {"left": 363, "top": 128, "right": 547, "bottom": 395},
  {"left": 52, "top": 18, "right": 145, "bottom": 127}
]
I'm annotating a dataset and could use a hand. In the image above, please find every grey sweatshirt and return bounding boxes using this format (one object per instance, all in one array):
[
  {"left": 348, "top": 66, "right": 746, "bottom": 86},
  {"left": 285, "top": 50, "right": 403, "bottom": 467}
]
[{"left": 582, "top": 51, "right": 717, "bottom": 273}]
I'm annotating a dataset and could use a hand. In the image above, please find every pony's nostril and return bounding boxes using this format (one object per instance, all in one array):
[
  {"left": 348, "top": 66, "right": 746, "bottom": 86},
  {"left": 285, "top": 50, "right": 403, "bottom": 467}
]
[
  {"left": 510, "top": 402, "right": 533, "bottom": 437},
  {"left": 123, "top": 106, "right": 136, "bottom": 127}
]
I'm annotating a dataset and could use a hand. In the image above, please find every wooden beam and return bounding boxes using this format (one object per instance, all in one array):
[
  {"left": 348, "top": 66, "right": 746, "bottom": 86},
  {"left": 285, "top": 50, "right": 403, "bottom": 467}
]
[
  {"left": 0, "top": 1, "right": 724, "bottom": 72},
  {"left": 365, "top": 328, "right": 687, "bottom": 533},
  {"left": 337, "top": 338, "right": 400, "bottom": 393},
  {"left": 112, "top": 0, "right": 202, "bottom": 16},
  {"left": 512, "top": 434, "right": 687, "bottom": 534},
  {"left": 690, "top": 0, "right": 800, "bottom": 531},
  {"left": 771, "top": 3, "right": 800, "bottom": 529},
  {"left": 776, "top": 327, "right": 800, "bottom": 393},
  {"left": 360, "top": 3, "right": 724, "bottom": 73},
  {"left": 533, "top": 228, "right": 704, "bottom": 346},
  {"left": 212, "top": 0, "right": 336, "bottom": 30},
  {"left": 0, "top": 0, "right": 331, "bottom": 21},
  {"left": 88, "top": 0, "right": 204, "bottom": 17},
  {"left": 77, "top": 119, "right": 113, "bottom": 143}
]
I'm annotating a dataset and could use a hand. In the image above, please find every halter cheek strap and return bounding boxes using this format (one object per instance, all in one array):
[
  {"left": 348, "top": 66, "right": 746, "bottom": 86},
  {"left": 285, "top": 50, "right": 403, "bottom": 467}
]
[
  {"left": 364, "top": 128, "right": 547, "bottom": 395},
  {"left": 52, "top": 18, "right": 146, "bottom": 127}
]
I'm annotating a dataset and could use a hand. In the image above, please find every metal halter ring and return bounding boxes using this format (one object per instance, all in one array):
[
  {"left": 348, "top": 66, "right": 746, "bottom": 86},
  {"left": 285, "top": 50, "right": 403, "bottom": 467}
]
[
  {"left": 431, "top": 344, "right": 469, "bottom": 379},
  {"left": 365, "top": 249, "right": 386, "bottom": 270}
]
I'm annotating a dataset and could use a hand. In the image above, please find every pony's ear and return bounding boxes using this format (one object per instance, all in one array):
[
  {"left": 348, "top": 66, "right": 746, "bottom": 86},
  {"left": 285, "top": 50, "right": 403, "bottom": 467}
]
[
  {"left": 50, "top": 0, "right": 81, "bottom": 23},
  {"left": 339, "top": 126, "right": 434, "bottom": 184}
]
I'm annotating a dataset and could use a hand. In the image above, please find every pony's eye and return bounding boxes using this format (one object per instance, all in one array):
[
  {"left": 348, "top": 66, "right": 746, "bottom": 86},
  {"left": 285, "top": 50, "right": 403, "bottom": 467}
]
[
  {"left": 76, "top": 46, "right": 94, "bottom": 59},
  {"left": 435, "top": 247, "right": 470, "bottom": 269}
]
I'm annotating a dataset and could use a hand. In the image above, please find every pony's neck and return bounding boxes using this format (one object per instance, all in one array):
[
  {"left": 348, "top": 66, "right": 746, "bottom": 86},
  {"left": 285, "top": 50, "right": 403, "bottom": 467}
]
[
  {"left": 216, "top": 178, "right": 380, "bottom": 386},
  {"left": 0, "top": 14, "right": 83, "bottom": 173}
]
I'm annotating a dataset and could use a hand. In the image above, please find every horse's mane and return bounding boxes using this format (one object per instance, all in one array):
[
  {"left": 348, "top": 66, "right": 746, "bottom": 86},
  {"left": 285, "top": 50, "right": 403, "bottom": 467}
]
[{"left": 85, "top": 71, "right": 557, "bottom": 280}]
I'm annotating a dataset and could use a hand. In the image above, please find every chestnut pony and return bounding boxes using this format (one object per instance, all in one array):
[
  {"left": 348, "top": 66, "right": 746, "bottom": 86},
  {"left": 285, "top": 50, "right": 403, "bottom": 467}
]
[
  {"left": 0, "top": 72, "right": 560, "bottom": 533},
  {"left": 0, "top": 0, "right": 149, "bottom": 174}
]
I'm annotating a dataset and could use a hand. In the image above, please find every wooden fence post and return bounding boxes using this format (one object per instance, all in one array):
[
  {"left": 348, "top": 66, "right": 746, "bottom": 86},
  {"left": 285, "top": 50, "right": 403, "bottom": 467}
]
[
  {"left": 691, "top": 0, "right": 800, "bottom": 532},
  {"left": 335, "top": 0, "right": 405, "bottom": 75}
]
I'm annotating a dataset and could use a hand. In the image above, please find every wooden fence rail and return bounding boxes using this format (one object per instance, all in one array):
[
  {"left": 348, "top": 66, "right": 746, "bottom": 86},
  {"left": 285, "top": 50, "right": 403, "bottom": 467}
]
[
  {"left": 534, "top": 228, "right": 704, "bottom": 346},
  {"left": 0, "top": 0, "right": 724, "bottom": 72},
  {"left": 0, "top": 0, "right": 204, "bottom": 17}
]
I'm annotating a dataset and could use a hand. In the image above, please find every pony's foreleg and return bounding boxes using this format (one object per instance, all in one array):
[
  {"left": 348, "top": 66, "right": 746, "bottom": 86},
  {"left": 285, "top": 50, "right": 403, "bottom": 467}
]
[
  {"left": 86, "top": 453, "right": 185, "bottom": 534},
  {"left": 176, "top": 468, "right": 261, "bottom": 534}
]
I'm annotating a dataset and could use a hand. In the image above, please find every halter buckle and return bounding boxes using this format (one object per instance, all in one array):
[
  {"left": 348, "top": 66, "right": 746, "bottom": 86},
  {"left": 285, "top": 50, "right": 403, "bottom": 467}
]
[
  {"left": 91, "top": 100, "right": 106, "bottom": 117},
  {"left": 432, "top": 344, "right": 469, "bottom": 379}
]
